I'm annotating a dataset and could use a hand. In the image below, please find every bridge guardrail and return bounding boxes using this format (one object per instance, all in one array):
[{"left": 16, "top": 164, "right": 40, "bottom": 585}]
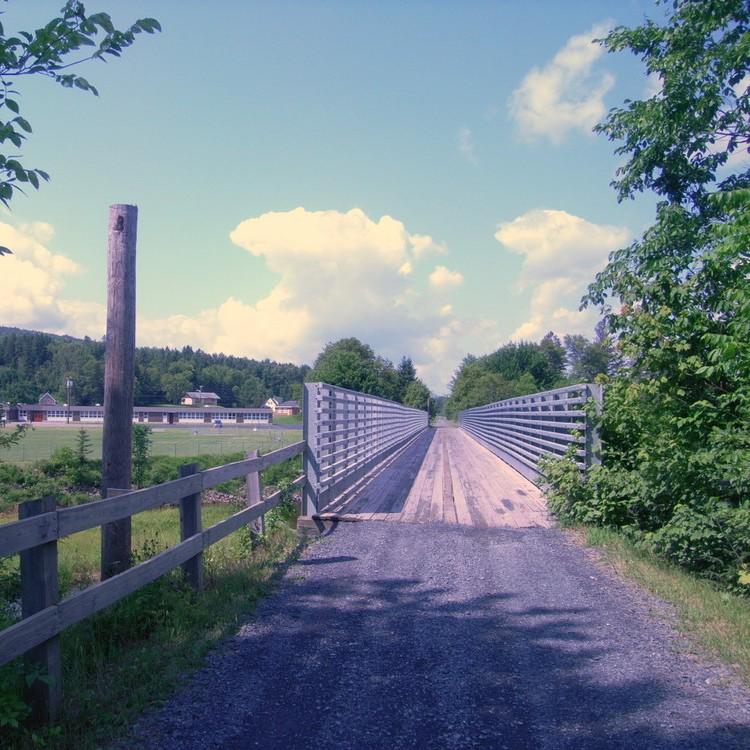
[
  {"left": 458, "top": 383, "right": 602, "bottom": 483},
  {"left": 302, "top": 382, "right": 428, "bottom": 514}
]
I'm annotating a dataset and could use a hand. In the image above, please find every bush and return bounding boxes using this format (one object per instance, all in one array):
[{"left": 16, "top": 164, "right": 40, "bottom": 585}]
[{"left": 648, "top": 503, "right": 750, "bottom": 593}]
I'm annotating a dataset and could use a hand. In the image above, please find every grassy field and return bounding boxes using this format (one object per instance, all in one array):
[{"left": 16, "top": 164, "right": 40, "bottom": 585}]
[
  {"left": 0, "top": 503, "right": 239, "bottom": 592},
  {"left": 1, "top": 424, "right": 301, "bottom": 464},
  {"left": 272, "top": 414, "right": 303, "bottom": 425}
]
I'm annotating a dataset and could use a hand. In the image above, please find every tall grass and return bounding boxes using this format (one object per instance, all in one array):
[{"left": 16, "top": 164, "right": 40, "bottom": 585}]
[{"left": 1, "top": 499, "right": 301, "bottom": 749}]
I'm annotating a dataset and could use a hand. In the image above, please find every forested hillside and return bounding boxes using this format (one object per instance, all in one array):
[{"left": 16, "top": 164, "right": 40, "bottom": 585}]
[{"left": 0, "top": 327, "right": 309, "bottom": 407}]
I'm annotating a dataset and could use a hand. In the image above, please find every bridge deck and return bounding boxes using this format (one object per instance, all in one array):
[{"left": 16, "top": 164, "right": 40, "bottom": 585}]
[{"left": 319, "top": 424, "right": 550, "bottom": 528}]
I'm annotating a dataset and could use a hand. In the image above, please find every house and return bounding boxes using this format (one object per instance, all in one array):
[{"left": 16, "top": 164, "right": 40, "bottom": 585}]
[
  {"left": 14, "top": 402, "right": 273, "bottom": 425},
  {"left": 265, "top": 396, "right": 281, "bottom": 411},
  {"left": 180, "top": 391, "right": 220, "bottom": 407},
  {"left": 275, "top": 399, "right": 300, "bottom": 416},
  {"left": 38, "top": 392, "right": 58, "bottom": 405}
]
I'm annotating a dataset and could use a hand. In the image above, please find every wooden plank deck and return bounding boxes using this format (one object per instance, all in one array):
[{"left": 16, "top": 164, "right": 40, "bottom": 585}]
[{"left": 319, "top": 423, "right": 551, "bottom": 528}]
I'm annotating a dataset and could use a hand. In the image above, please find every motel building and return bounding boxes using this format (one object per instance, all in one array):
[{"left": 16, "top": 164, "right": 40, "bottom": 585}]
[{"left": 11, "top": 393, "right": 273, "bottom": 426}]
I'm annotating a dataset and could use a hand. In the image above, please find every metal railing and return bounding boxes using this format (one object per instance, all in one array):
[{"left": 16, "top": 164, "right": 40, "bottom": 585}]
[
  {"left": 458, "top": 383, "right": 602, "bottom": 483},
  {"left": 302, "top": 382, "right": 428, "bottom": 514}
]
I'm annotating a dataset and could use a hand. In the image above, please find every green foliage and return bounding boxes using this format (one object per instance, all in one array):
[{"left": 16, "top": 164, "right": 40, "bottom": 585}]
[
  {"left": 546, "top": 0, "right": 750, "bottom": 596},
  {"left": 564, "top": 321, "right": 622, "bottom": 382},
  {"left": 402, "top": 380, "right": 432, "bottom": 414},
  {"left": 649, "top": 503, "right": 750, "bottom": 593},
  {"left": 445, "top": 334, "right": 565, "bottom": 419},
  {"left": 0, "top": 424, "right": 26, "bottom": 455},
  {"left": 306, "top": 337, "right": 433, "bottom": 410},
  {"left": 0, "top": 2, "right": 160, "bottom": 217},
  {"left": 0, "top": 328, "right": 309, "bottom": 407},
  {"left": 131, "top": 424, "right": 152, "bottom": 489}
]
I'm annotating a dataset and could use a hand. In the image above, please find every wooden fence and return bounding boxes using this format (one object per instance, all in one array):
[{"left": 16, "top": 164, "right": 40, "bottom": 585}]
[
  {"left": 302, "top": 382, "right": 428, "bottom": 514},
  {"left": 458, "top": 383, "right": 602, "bottom": 483},
  {"left": 0, "top": 440, "right": 304, "bottom": 722}
]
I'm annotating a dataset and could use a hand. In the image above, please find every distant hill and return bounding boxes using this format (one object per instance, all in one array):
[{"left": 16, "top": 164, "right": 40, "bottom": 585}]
[{"left": 0, "top": 327, "right": 309, "bottom": 408}]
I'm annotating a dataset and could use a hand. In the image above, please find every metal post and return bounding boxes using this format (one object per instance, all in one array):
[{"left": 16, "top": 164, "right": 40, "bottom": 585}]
[
  {"left": 65, "top": 377, "right": 73, "bottom": 424},
  {"left": 585, "top": 383, "right": 604, "bottom": 469}
]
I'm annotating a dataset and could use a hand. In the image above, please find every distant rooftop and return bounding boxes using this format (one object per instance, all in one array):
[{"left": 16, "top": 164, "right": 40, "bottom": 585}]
[{"left": 184, "top": 391, "right": 220, "bottom": 400}]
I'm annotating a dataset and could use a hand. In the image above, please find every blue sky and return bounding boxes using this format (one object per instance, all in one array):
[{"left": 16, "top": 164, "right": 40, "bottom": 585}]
[{"left": 2, "top": 1, "right": 668, "bottom": 391}]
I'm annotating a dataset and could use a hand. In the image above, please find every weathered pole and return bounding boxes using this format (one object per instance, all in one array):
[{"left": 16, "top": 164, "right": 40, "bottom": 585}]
[{"left": 101, "top": 204, "right": 138, "bottom": 579}]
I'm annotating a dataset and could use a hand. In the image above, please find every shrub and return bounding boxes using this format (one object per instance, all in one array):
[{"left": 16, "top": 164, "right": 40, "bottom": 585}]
[{"left": 649, "top": 503, "right": 750, "bottom": 593}]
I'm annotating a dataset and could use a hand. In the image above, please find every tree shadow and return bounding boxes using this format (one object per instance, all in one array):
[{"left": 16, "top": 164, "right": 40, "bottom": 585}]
[
  {"left": 333, "top": 428, "right": 437, "bottom": 517},
  {"left": 124, "top": 543, "right": 750, "bottom": 750}
]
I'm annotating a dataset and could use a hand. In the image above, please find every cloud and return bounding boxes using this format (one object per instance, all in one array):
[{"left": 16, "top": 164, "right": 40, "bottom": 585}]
[
  {"left": 3, "top": 207, "right": 497, "bottom": 392},
  {"left": 428, "top": 265, "right": 464, "bottom": 289},
  {"left": 0, "top": 221, "right": 93, "bottom": 335},
  {"left": 495, "top": 208, "right": 629, "bottom": 340},
  {"left": 458, "top": 126, "right": 477, "bottom": 164},
  {"left": 509, "top": 22, "right": 615, "bottom": 143},
  {"left": 168, "top": 208, "right": 481, "bottom": 389}
]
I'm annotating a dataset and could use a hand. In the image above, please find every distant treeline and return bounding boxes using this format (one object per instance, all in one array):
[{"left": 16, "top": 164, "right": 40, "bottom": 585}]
[
  {"left": 0, "top": 327, "right": 309, "bottom": 408},
  {"left": 444, "top": 325, "right": 619, "bottom": 419}
]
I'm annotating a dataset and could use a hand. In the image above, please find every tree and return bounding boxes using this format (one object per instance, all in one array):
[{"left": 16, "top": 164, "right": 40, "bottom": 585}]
[
  {"left": 546, "top": 0, "right": 750, "bottom": 590},
  {"left": 396, "top": 356, "right": 417, "bottom": 400},
  {"left": 0, "top": 1, "right": 160, "bottom": 237},
  {"left": 131, "top": 423, "right": 152, "bottom": 489},
  {"left": 307, "top": 338, "right": 391, "bottom": 398},
  {"left": 582, "top": 0, "right": 750, "bottom": 507},
  {"left": 403, "top": 379, "right": 434, "bottom": 416},
  {"left": 563, "top": 322, "right": 621, "bottom": 382},
  {"left": 0, "top": 422, "right": 26, "bottom": 456}
]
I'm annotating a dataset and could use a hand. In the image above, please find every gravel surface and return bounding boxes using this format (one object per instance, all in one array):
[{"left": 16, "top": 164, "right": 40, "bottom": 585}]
[{"left": 122, "top": 522, "right": 750, "bottom": 749}]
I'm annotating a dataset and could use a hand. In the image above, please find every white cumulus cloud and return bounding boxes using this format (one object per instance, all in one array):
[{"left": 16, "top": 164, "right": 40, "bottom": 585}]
[
  {"left": 2, "top": 207, "right": 497, "bottom": 392},
  {"left": 0, "top": 222, "right": 98, "bottom": 336},
  {"left": 509, "top": 22, "right": 615, "bottom": 143},
  {"left": 428, "top": 265, "right": 464, "bottom": 289},
  {"left": 495, "top": 208, "right": 629, "bottom": 340}
]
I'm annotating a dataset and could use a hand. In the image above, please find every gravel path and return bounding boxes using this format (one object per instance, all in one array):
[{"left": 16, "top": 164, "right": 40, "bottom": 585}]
[{"left": 123, "top": 522, "right": 750, "bottom": 749}]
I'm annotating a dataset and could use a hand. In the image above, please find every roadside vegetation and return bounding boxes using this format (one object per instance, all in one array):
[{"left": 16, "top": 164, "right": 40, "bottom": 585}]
[
  {"left": 0, "top": 423, "right": 303, "bottom": 748},
  {"left": 539, "top": 0, "right": 750, "bottom": 600}
]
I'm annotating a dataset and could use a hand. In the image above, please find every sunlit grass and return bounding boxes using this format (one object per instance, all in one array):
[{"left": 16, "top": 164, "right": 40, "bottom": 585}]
[{"left": 2, "top": 425, "right": 300, "bottom": 464}]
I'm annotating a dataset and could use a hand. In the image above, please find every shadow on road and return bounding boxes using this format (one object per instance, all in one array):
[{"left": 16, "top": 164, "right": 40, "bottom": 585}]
[{"left": 126, "top": 530, "right": 750, "bottom": 750}]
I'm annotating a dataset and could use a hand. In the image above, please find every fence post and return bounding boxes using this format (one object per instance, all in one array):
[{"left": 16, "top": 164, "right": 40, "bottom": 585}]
[
  {"left": 178, "top": 463, "right": 203, "bottom": 590},
  {"left": 246, "top": 450, "right": 264, "bottom": 536},
  {"left": 18, "top": 496, "right": 62, "bottom": 724},
  {"left": 586, "top": 383, "right": 603, "bottom": 468}
]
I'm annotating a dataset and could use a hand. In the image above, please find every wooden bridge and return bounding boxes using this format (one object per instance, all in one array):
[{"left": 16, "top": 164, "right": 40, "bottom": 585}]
[
  {"left": 317, "top": 423, "right": 550, "bottom": 528},
  {"left": 0, "top": 380, "right": 600, "bottom": 723},
  {"left": 301, "top": 381, "right": 599, "bottom": 531}
]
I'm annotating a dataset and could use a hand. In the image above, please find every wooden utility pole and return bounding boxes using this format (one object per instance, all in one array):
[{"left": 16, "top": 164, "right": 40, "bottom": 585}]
[{"left": 101, "top": 204, "right": 138, "bottom": 579}]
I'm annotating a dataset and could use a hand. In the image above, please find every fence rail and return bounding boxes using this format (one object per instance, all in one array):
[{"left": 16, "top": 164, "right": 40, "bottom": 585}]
[
  {"left": 302, "top": 382, "right": 428, "bottom": 514},
  {"left": 0, "top": 440, "right": 305, "bottom": 722},
  {"left": 458, "top": 383, "right": 601, "bottom": 483}
]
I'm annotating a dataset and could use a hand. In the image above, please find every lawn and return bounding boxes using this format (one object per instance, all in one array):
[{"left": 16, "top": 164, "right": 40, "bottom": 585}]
[
  {"left": 1, "top": 425, "right": 301, "bottom": 464},
  {"left": 272, "top": 414, "right": 303, "bottom": 426}
]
